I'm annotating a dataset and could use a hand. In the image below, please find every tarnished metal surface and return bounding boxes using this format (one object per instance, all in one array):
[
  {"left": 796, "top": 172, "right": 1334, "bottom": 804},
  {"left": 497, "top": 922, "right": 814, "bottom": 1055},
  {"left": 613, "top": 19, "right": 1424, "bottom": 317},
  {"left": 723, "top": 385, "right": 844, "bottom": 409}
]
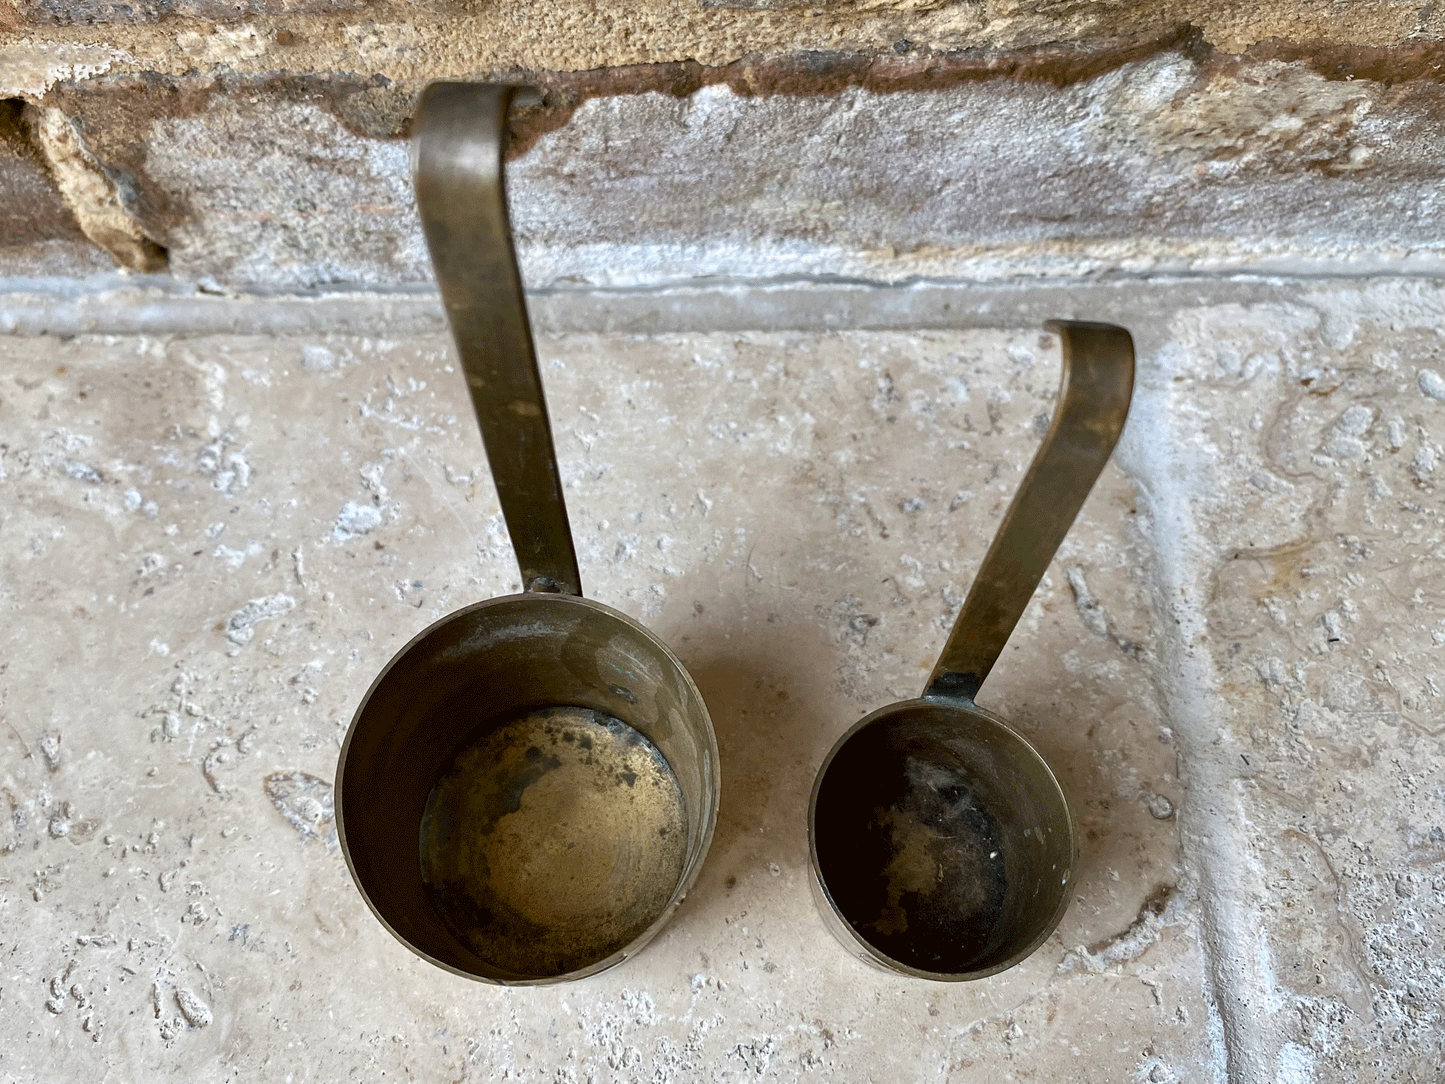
[
  {"left": 927, "top": 322, "right": 1136, "bottom": 702},
  {"left": 336, "top": 83, "right": 719, "bottom": 985},
  {"left": 814, "top": 716, "right": 1008, "bottom": 972},
  {"left": 810, "top": 322, "right": 1135, "bottom": 981},
  {"left": 413, "top": 82, "right": 581, "bottom": 597},
  {"left": 420, "top": 706, "right": 688, "bottom": 977}
]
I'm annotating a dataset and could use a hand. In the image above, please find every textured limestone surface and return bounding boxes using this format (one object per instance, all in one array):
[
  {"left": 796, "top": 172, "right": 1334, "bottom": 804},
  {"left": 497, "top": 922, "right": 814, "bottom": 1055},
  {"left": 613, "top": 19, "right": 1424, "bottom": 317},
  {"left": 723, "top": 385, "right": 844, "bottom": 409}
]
[
  {"left": 1159, "top": 284, "right": 1445, "bottom": 1081},
  {"left": 0, "top": 305, "right": 1207, "bottom": 1081},
  {"left": 1, "top": 0, "right": 1441, "bottom": 77},
  {"left": 0, "top": 100, "right": 111, "bottom": 279},
  {"left": 6, "top": 53, "right": 1445, "bottom": 287},
  {"left": 3, "top": 276, "right": 1444, "bottom": 1080}
]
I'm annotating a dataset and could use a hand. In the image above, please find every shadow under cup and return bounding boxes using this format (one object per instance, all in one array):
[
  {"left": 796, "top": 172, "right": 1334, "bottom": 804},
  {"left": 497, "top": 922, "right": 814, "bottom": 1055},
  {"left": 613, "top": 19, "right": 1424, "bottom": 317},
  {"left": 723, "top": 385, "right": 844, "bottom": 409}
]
[{"left": 337, "top": 594, "right": 719, "bottom": 984}]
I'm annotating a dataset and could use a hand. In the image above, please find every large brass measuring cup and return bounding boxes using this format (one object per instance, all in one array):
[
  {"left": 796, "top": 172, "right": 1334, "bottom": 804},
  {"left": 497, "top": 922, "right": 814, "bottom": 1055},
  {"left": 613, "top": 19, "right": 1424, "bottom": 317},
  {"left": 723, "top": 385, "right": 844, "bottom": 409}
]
[
  {"left": 809, "top": 322, "right": 1134, "bottom": 980},
  {"left": 336, "top": 84, "right": 719, "bottom": 985}
]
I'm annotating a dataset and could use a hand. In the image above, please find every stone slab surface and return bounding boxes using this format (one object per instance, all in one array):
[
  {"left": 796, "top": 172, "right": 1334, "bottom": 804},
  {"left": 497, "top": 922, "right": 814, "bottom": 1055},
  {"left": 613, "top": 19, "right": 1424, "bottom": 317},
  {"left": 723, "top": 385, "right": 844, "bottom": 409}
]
[
  {"left": 0, "top": 317, "right": 1205, "bottom": 1081},
  {"left": 2, "top": 276, "right": 1444, "bottom": 1081},
  {"left": 1, "top": 0, "right": 1439, "bottom": 75},
  {"left": 1160, "top": 284, "right": 1445, "bottom": 1082},
  {"left": 8, "top": 56, "right": 1443, "bottom": 289}
]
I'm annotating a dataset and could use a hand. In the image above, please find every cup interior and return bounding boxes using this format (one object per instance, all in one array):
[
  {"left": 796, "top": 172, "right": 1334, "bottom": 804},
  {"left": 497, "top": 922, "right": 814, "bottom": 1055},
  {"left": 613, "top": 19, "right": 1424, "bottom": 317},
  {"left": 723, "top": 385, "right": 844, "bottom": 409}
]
[
  {"left": 809, "top": 699, "right": 1076, "bottom": 979},
  {"left": 338, "top": 594, "right": 718, "bottom": 983}
]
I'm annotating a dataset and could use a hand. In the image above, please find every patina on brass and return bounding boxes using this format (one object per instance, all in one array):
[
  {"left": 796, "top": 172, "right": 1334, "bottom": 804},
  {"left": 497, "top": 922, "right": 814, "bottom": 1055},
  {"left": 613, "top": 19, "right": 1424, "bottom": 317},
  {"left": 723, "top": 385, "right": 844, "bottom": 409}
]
[
  {"left": 336, "top": 82, "right": 719, "bottom": 985},
  {"left": 809, "top": 322, "right": 1135, "bottom": 980}
]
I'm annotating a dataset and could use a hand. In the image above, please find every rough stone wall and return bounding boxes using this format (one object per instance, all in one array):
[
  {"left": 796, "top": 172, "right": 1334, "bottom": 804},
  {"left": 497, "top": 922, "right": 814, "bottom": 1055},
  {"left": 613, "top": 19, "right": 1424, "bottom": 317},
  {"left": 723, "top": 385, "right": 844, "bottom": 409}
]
[
  {"left": 3, "top": 0, "right": 1443, "bottom": 70},
  {"left": 2, "top": 1, "right": 1445, "bottom": 285}
]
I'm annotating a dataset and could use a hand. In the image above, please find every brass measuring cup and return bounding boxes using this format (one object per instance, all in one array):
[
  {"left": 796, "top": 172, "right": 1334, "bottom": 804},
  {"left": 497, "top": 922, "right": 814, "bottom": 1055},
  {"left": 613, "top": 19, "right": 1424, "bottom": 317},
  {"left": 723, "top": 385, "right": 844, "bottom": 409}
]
[
  {"left": 336, "top": 83, "right": 720, "bottom": 985},
  {"left": 808, "top": 322, "right": 1134, "bottom": 980}
]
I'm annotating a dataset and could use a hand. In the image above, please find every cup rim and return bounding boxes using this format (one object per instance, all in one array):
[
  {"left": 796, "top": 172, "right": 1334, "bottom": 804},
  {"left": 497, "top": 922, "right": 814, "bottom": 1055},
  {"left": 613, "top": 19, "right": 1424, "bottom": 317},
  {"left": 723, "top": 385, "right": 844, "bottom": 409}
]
[
  {"left": 806, "top": 696, "right": 1078, "bottom": 981},
  {"left": 336, "top": 591, "right": 721, "bottom": 985}
]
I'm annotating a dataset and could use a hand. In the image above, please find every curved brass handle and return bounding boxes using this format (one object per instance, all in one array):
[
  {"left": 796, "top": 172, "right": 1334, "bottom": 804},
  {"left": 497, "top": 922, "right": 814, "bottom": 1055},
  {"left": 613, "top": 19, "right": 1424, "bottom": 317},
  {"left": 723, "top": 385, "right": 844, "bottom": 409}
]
[
  {"left": 925, "top": 321, "right": 1135, "bottom": 703},
  {"left": 413, "top": 82, "right": 583, "bottom": 597}
]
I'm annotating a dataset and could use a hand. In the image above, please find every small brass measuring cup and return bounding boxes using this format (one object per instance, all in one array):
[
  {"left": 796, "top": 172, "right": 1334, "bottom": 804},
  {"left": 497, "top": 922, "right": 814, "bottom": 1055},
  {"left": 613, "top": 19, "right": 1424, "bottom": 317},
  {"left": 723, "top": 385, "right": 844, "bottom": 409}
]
[
  {"left": 336, "top": 83, "right": 720, "bottom": 985},
  {"left": 808, "top": 322, "right": 1134, "bottom": 980}
]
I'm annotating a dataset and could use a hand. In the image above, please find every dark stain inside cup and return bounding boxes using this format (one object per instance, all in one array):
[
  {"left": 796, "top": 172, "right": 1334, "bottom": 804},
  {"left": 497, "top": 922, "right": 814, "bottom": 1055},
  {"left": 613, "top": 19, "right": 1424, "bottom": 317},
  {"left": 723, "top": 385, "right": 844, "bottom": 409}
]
[
  {"left": 814, "top": 728, "right": 1009, "bottom": 973},
  {"left": 419, "top": 706, "right": 687, "bottom": 978}
]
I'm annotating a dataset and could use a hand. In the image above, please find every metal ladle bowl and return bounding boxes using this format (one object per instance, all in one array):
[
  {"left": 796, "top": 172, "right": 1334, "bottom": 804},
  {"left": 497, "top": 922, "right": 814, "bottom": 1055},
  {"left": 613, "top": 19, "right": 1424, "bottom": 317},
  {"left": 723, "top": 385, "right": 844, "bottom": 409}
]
[
  {"left": 339, "top": 594, "right": 717, "bottom": 983},
  {"left": 336, "top": 83, "right": 719, "bottom": 985},
  {"left": 808, "top": 322, "right": 1134, "bottom": 980}
]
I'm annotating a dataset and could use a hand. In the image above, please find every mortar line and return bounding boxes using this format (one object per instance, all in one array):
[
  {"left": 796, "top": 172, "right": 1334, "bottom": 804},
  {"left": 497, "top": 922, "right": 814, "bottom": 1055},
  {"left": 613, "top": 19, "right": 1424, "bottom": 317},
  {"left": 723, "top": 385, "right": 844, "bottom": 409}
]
[
  {"left": 9, "top": 265, "right": 1445, "bottom": 297},
  {"left": 1115, "top": 337, "right": 1277, "bottom": 1084},
  {"left": 4, "top": 272, "right": 1445, "bottom": 339}
]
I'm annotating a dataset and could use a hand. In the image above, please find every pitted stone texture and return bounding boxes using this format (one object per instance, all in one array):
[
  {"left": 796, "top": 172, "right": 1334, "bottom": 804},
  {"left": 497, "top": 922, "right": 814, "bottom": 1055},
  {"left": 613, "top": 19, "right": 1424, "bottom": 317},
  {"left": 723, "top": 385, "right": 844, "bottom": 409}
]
[
  {"left": 507, "top": 61, "right": 1445, "bottom": 285},
  {"left": 0, "top": 0, "right": 1441, "bottom": 77},
  {"left": 24, "top": 55, "right": 1445, "bottom": 287},
  {"left": 1154, "top": 281, "right": 1445, "bottom": 1081},
  {"left": 14, "top": 0, "right": 366, "bottom": 24},
  {"left": 0, "top": 325, "right": 1208, "bottom": 1081},
  {"left": 0, "top": 101, "right": 110, "bottom": 276}
]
